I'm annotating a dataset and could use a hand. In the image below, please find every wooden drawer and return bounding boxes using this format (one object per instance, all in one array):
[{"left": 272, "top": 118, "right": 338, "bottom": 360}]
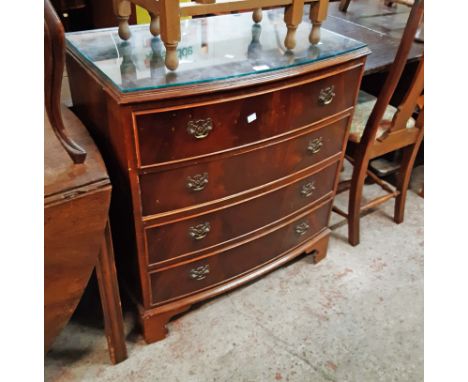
[
  {"left": 149, "top": 199, "right": 331, "bottom": 305},
  {"left": 139, "top": 116, "right": 348, "bottom": 216},
  {"left": 145, "top": 161, "right": 338, "bottom": 265},
  {"left": 134, "top": 66, "right": 361, "bottom": 167}
]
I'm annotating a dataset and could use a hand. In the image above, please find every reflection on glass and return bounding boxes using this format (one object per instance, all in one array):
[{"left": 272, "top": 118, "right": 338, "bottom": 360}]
[
  {"left": 308, "top": 44, "right": 321, "bottom": 60},
  {"left": 149, "top": 37, "right": 179, "bottom": 85},
  {"left": 247, "top": 24, "right": 263, "bottom": 62},
  {"left": 66, "top": 9, "right": 366, "bottom": 93},
  {"left": 120, "top": 41, "right": 137, "bottom": 88},
  {"left": 201, "top": 18, "right": 208, "bottom": 53},
  {"left": 149, "top": 37, "right": 164, "bottom": 78}
]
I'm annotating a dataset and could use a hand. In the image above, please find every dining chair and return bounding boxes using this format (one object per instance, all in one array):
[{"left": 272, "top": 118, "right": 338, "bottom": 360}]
[{"left": 333, "top": 0, "right": 424, "bottom": 246}]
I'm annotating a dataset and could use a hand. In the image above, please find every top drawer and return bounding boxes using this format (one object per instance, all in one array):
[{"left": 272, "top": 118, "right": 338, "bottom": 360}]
[{"left": 133, "top": 66, "right": 361, "bottom": 167}]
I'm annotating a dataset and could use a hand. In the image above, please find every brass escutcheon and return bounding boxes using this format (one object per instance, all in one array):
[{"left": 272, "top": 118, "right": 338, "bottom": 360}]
[
  {"left": 307, "top": 137, "right": 324, "bottom": 154},
  {"left": 301, "top": 181, "right": 316, "bottom": 197},
  {"left": 189, "top": 264, "right": 210, "bottom": 281},
  {"left": 295, "top": 222, "right": 310, "bottom": 236},
  {"left": 188, "top": 222, "right": 211, "bottom": 240},
  {"left": 187, "top": 172, "right": 208, "bottom": 192},
  {"left": 187, "top": 118, "right": 213, "bottom": 139},
  {"left": 318, "top": 85, "right": 335, "bottom": 106}
]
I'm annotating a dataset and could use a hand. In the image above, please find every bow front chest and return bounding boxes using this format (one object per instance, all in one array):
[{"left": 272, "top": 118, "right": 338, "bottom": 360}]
[{"left": 66, "top": 10, "right": 369, "bottom": 343}]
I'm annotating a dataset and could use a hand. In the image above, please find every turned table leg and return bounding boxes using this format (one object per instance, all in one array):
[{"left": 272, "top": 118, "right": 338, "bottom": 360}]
[
  {"left": 95, "top": 222, "right": 127, "bottom": 364},
  {"left": 114, "top": 0, "right": 132, "bottom": 40},
  {"left": 284, "top": 0, "right": 305, "bottom": 50},
  {"left": 149, "top": 12, "right": 160, "bottom": 37},
  {"left": 252, "top": 8, "right": 263, "bottom": 23},
  {"left": 160, "top": 0, "right": 181, "bottom": 70},
  {"left": 309, "top": 0, "right": 329, "bottom": 44}
]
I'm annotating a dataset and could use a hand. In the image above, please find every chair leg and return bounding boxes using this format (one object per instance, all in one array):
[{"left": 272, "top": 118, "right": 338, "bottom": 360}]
[
  {"left": 394, "top": 137, "right": 423, "bottom": 224},
  {"left": 339, "top": 0, "right": 352, "bottom": 12},
  {"left": 114, "top": 0, "right": 132, "bottom": 40},
  {"left": 347, "top": 156, "right": 369, "bottom": 246},
  {"left": 95, "top": 221, "right": 128, "bottom": 364}
]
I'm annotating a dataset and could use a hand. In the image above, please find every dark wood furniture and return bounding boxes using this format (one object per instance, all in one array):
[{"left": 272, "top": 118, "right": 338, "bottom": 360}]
[
  {"left": 45, "top": 0, "right": 127, "bottom": 364},
  {"left": 65, "top": 10, "right": 369, "bottom": 343},
  {"left": 323, "top": 0, "right": 423, "bottom": 75},
  {"left": 339, "top": 0, "right": 413, "bottom": 13},
  {"left": 44, "top": 110, "right": 128, "bottom": 364},
  {"left": 332, "top": 0, "right": 423, "bottom": 246},
  {"left": 338, "top": 0, "right": 423, "bottom": 43},
  {"left": 50, "top": 0, "right": 137, "bottom": 32}
]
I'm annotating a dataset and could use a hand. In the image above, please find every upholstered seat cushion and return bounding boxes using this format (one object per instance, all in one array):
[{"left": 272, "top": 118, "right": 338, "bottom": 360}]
[{"left": 349, "top": 91, "right": 416, "bottom": 143}]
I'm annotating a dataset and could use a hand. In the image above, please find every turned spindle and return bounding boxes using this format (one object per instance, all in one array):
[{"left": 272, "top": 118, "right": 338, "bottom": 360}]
[
  {"left": 150, "top": 13, "right": 160, "bottom": 36},
  {"left": 309, "top": 0, "right": 328, "bottom": 45},
  {"left": 117, "top": 16, "right": 131, "bottom": 40},
  {"left": 309, "top": 22, "right": 321, "bottom": 44},
  {"left": 284, "top": 26, "right": 298, "bottom": 50},
  {"left": 114, "top": 0, "right": 132, "bottom": 40},
  {"left": 283, "top": 1, "right": 303, "bottom": 51},
  {"left": 164, "top": 43, "right": 179, "bottom": 71},
  {"left": 252, "top": 8, "right": 263, "bottom": 23}
]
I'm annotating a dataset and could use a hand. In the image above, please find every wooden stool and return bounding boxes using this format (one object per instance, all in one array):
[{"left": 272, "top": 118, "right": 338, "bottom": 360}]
[{"left": 114, "top": 0, "right": 329, "bottom": 70}]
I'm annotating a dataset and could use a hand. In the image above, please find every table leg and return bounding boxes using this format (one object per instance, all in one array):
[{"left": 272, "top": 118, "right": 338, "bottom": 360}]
[
  {"left": 339, "top": 0, "right": 352, "bottom": 12},
  {"left": 284, "top": 0, "right": 305, "bottom": 50},
  {"left": 150, "top": 12, "right": 160, "bottom": 36},
  {"left": 252, "top": 8, "right": 263, "bottom": 23},
  {"left": 114, "top": 0, "right": 132, "bottom": 40},
  {"left": 160, "top": 0, "right": 181, "bottom": 70},
  {"left": 96, "top": 221, "right": 128, "bottom": 364},
  {"left": 309, "top": 0, "right": 329, "bottom": 44}
]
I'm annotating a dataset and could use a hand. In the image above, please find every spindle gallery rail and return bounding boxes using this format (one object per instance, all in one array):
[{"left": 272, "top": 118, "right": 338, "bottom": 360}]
[{"left": 113, "top": 0, "right": 329, "bottom": 70}]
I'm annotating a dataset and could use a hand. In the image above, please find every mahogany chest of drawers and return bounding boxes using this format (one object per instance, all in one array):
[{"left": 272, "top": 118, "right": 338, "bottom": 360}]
[{"left": 65, "top": 10, "right": 369, "bottom": 343}]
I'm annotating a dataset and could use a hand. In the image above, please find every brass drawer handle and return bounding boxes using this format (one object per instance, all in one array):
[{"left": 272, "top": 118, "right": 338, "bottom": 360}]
[
  {"left": 189, "top": 264, "right": 210, "bottom": 281},
  {"left": 187, "top": 118, "right": 213, "bottom": 139},
  {"left": 301, "top": 181, "right": 316, "bottom": 197},
  {"left": 318, "top": 85, "right": 335, "bottom": 106},
  {"left": 188, "top": 222, "right": 211, "bottom": 240},
  {"left": 307, "top": 137, "right": 323, "bottom": 154},
  {"left": 295, "top": 222, "right": 310, "bottom": 236},
  {"left": 187, "top": 172, "right": 208, "bottom": 192}
]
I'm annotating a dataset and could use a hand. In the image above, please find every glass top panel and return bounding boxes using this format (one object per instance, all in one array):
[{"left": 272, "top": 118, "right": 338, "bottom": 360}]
[{"left": 66, "top": 9, "right": 366, "bottom": 93}]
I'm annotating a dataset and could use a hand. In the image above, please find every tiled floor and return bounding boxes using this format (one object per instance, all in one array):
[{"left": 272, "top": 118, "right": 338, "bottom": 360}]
[{"left": 45, "top": 180, "right": 423, "bottom": 382}]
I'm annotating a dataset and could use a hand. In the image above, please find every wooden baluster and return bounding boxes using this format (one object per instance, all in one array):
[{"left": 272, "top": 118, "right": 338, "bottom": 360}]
[
  {"left": 284, "top": 0, "right": 305, "bottom": 50},
  {"left": 310, "top": 0, "right": 329, "bottom": 44},
  {"left": 160, "top": 0, "right": 181, "bottom": 70},
  {"left": 114, "top": 0, "right": 132, "bottom": 40},
  {"left": 253, "top": 8, "right": 263, "bottom": 23},
  {"left": 149, "top": 12, "right": 160, "bottom": 36}
]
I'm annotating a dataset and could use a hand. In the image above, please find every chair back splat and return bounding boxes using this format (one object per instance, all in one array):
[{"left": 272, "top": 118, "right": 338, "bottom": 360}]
[{"left": 361, "top": 0, "right": 424, "bottom": 149}]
